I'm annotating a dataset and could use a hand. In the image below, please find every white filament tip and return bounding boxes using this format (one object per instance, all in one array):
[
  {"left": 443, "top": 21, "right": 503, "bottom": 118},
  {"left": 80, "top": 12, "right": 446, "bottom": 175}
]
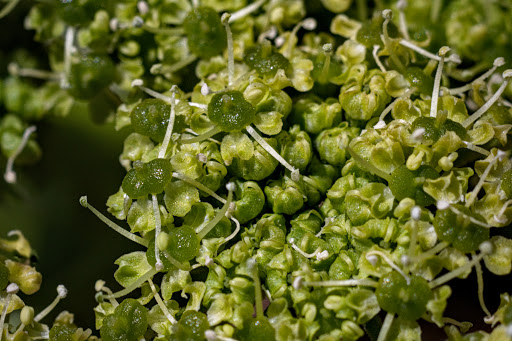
[
  {"left": 275, "top": 36, "right": 285, "bottom": 47},
  {"left": 137, "top": 1, "right": 149, "bottom": 15},
  {"left": 497, "top": 150, "right": 507, "bottom": 160},
  {"left": 221, "top": 12, "right": 231, "bottom": 23},
  {"left": 205, "top": 330, "right": 217, "bottom": 341},
  {"left": 479, "top": 241, "right": 493, "bottom": 255},
  {"left": 316, "top": 250, "right": 329, "bottom": 261},
  {"left": 397, "top": 0, "right": 407, "bottom": 10},
  {"left": 291, "top": 169, "right": 300, "bottom": 182},
  {"left": 436, "top": 200, "right": 450, "bottom": 210},
  {"left": 132, "top": 16, "right": 144, "bottom": 28},
  {"left": 302, "top": 18, "right": 317, "bottom": 31},
  {"left": 205, "top": 256, "right": 214, "bottom": 267},
  {"left": 131, "top": 79, "right": 144, "bottom": 87},
  {"left": 438, "top": 46, "right": 451, "bottom": 57},
  {"left": 366, "top": 254, "right": 378, "bottom": 266},
  {"left": 79, "top": 196, "right": 88, "bottom": 208},
  {"left": 6, "top": 283, "right": 19, "bottom": 294},
  {"left": 292, "top": 276, "right": 304, "bottom": 290},
  {"left": 57, "top": 285, "right": 68, "bottom": 298},
  {"left": 374, "top": 120, "right": 387, "bottom": 129},
  {"left": 494, "top": 57, "right": 505, "bottom": 67},
  {"left": 226, "top": 182, "right": 236, "bottom": 192},
  {"left": 382, "top": 9, "right": 393, "bottom": 19},
  {"left": 401, "top": 255, "right": 411, "bottom": 267},
  {"left": 411, "top": 206, "right": 421, "bottom": 221},
  {"left": 503, "top": 69, "right": 512, "bottom": 79},
  {"left": 109, "top": 18, "right": 119, "bottom": 31},
  {"left": 411, "top": 127, "right": 425, "bottom": 141},
  {"left": 4, "top": 171, "right": 16, "bottom": 184},
  {"left": 201, "top": 83, "right": 211, "bottom": 96},
  {"left": 322, "top": 43, "right": 333, "bottom": 53},
  {"left": 155, "top": 261, "right": 164, "bottom": 271},
  {"left": 95, "top": 280, "right": 105, "bottom": 292}
]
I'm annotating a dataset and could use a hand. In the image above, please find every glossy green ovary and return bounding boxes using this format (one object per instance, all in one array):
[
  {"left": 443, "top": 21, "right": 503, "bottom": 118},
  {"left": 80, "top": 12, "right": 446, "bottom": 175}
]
[
  {"left": 183, "top": 6, "right": 227, "bottom": 59},
  {"left": 100, "top": 299, "right": 148, "bottom": 341},
  {"left": 121, "top": 158, "right": 172, "bottom": 199},
  {"left": 166, "top": 225, "right": 200, "bottom": 262},
  {"left": 244, "top": 43, "right": 289, "bottom": 77},
  {"left": 376, "top": 271, "right": 432, "bottom": 320},
  {"left": 208, "top": 91, "right": 256, "bottom": 132},
  {"left": 433, "top": 204, "right": 489, "bottom": 253},
  {"left": 171, "top": 310, "right": 209, "bottom": 341},
  {"left": 131, "top": 99, "right": 172, "bottom": 142}
]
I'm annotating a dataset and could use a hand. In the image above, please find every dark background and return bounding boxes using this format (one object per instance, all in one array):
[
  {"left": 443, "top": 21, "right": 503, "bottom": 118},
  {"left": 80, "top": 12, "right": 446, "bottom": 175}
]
[{"left": 1, "top": 0, "right": 511, "bottom": 339}]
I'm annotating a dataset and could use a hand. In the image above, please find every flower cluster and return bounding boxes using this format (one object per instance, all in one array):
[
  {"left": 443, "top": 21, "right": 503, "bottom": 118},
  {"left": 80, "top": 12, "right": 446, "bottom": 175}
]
[{"left": 2, "top": 0, "right": 512, "bottom": 340}]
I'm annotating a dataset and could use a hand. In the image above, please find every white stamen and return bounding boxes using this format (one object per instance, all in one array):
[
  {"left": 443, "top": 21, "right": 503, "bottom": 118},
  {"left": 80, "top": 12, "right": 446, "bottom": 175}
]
[
  {"left": 430, "top": 46, "right": 450, "bottom": 118},
  {"left": 304, "top": 278, "right": 378, "bottom": 288},
  {"left": 246, "top": 125, "right": 300, "bottom": 180},
  {"left": 0, "top": 283, "right": 18, "bottom": 339},
  {"left": 436, "top": 199, "right": 450, "bottom": 210},
  {"left": 465, "top": 151, "right": 502, "bottom": 207},
  {"left": 158, "top": 86, "right": 177, "bottom": 158},
  {"left": 411, "top": 206, "right": 421, "bottom": 220},
  {"left": 148, "top": 278, "right": 177, "bottom": 324},
  {"left": 429, "top": 242, "right": 492, "bottom": 288},
  {"left": 201, "top": 83, "right": 212, "bottom": 96},
  {"left": 132, "top": 80, "right": 207, "bottom": 110},
  {"left": 172, "top": 172, "right": 226, "bottom": 203},
  {"left": 105, "top": 268, "right": 158, "bottom": 299},
  {"left": 462, "top": 70, "right": 512, "bottom": 128},
  {"left": 411, "top": 127, "right": 425, "bottom": 142},
  {"left": 61, "top": 27, "right": 75, "bottom": 89},
  {"left": 449, "top": 57, "right": 506, "bottom": 95},
  {"left": 373, "top": 45, "right": 387, "bottom": 73},
  {"left": 34, "top": 285, "right": 68, "bottom": 322},
  {"left": 137, "top": 1, "right": 149, "bottom": 15},
  {"left": 80, "top": 196, "right": 149, "bottom": 246},
  {"left": 6, "top": 283, "right": 19, "bottom": 294},
  {"left": 377, "top": 313, "right": 395, "bottom": 341},
  {"left": 366, "top": 250, "right": 410, "bottom": 284},
  {"left": 4, "top": 125, "right": 36, "bottom": 184},
  {"left": 132, "top": 16, "right": 144, "bottom": 28},
  {"left": 462, "top": 142, "right": 490, "bottom": 156},
  {"left": 221, "top": 13, "right": 235, "bottom": 87},
  {"left": 223, "top": 216, "right": 241, "bottom": 244},
  {"left": 109, "top": 18, "right": 119, "bottom": 31},
  {"left": 396, "top": 0, "right": 410, "bottom": 40},
  {"left": 399, "top": 40, "right": 461, "bottom": 64},
  {"left": 292, "top": 276, "right": 304, "bottom": 290},
  {"left": 204, "top": 256, "right": 215, "bottom": 267},
  {"left": 229, "top": 0, "right": 266, "bottom": 23},
  {"left": 0, "top": 0, "right": 21, "bottom": 19},
  {"left": 152, "top": 194, "right": 163, "bottom": 271}
]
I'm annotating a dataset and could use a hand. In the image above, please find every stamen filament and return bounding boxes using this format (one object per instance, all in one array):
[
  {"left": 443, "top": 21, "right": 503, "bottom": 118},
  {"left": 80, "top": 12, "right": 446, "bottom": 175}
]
[
  {"left": 229, "top": 0, "right": 266, "bottom": 23},
  {"left": 180, "top": 126, "right": 222, "bottom": 144},
  {"left": 285, "top": 18, "right": 317, "bottom": 58},
  {"left": 34, "top": 285, "right": 67, "bottom": 322},
  {"left": 373, "top": 45, "right": 387, "bottom": 73},
  {"left": 246, "top": 125, "right": 300, "bottom": 181},
  {"left": 96, "top": 281, "right": 119, "bottom": 307},
  {"left": 147, "top": 278, "right": 177, "bottom": 324},
  {"left": 429, "top": 242, "right": 491, "bottom": 288},
  {"left": 247, "top": 258, "right": 264, "bottom": 318},
  {"left": 366, "top": 250, "right": 410, "bottom": 284},
  {"left": 465, "top": 151, "right": 503, "bottom": 208},
  {"left": 223, "top": 216, "right": 241, "bottom": 244},
  {"left": 61, "top": 27, "right": 75, "bottom": 89},
  {"left": 172, "top": 172, "right": 226, "bottom": 204},
  {"left": 105, "top": 268, "right": 158, "bottom": 299},
  {"left": 396, "top": 0, "right": 410, "bottom": 41},
  {"left": 0, "top": 284, "right": 18, "bottom": 338},
  {"left": 158, "top": 86, "right": 177, "bottom": 159},
  {"left": 304, "top": 278, "right": 378, "bottom": 288},
  {"left": 474, "top": 252, "right": 491, "bottom": 317},
  {"left": 448, "top": 205, "right": 492, "bottom": 228},
  {"left": 449, "top": 58, "right": 505, "bottom": 95},
  {"left": 152, "top": 194, "right": 164, "bottom": 271},
  {"left": 462, "top": 142, "right": 490, "bottom": 156},
  {"left": 197, "top": 183, "right": 234, "bottom": 240},
  {"left": 221, "top": 13, "right": 235, "bottom": 87},
  {"left": 462, "top": 70, "right": 512, "bottom": 128},
  {"left": 377, "top": 312, "right": 394, "bottom": 341},
  {"left": 0, "top": 0, "right": 21, "bottom": 19},
  {"left": 80, "top": 196, "right": 149, "bottom": 247},
  {"left": 8, "top": 63, "right": 60, "bottom": 80},
  {"left": 162, "top": 250, "right": 192, "bottom": 271},
  {"left": 131, "top": 79, "right": 207, "bottom": 109},
  {"left": 381, "top": 9, "right": 405, "bottom": 72},
  {"left": 184, "top": 128, "right": 221, "bottom": 144},
  {"left": 430, "top": 47, "right": 450, "bottom": 118},
  {"left": 4, "top": 125, "right": 36, "bottom": 184}
]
